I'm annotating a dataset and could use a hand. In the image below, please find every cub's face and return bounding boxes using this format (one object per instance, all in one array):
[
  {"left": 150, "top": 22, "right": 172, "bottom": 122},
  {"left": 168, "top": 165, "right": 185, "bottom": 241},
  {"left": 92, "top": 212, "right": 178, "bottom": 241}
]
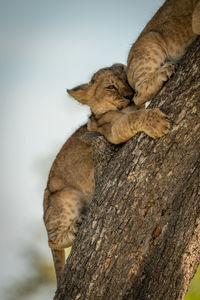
[{"left": 67, "top": 64, "right": 134, "bottom": 115}]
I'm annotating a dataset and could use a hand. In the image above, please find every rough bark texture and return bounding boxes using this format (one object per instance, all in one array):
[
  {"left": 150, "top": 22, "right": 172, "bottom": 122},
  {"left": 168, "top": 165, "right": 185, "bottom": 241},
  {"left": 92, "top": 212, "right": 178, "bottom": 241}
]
[{"left": 55, "top": 38, "right": 200, "bottom": 300}]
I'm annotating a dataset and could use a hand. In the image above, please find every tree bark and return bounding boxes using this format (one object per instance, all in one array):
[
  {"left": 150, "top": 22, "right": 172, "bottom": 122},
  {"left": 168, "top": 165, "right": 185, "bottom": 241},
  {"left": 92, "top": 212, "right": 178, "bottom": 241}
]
[{"left": 55, "top": 37, "right": 200, "bottom": 300}]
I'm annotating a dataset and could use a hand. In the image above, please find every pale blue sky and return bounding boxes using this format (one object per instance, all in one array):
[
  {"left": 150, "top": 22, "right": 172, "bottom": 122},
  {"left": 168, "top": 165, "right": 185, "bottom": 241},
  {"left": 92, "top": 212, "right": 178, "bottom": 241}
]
[{"left": 0, "top": 0, "right": 164, "bottom": 298}]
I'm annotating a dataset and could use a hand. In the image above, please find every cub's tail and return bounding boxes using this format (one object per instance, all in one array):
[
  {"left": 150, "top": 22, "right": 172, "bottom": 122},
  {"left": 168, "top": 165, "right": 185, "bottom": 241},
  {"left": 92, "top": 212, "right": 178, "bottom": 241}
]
[{"left": 51, "top": 249, "right": 65, "bottom": 285}]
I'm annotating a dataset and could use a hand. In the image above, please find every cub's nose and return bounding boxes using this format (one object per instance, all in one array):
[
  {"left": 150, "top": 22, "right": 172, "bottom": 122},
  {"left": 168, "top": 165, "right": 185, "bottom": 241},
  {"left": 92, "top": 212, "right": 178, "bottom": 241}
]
[{"left": 125, "top": 93, "right": 134, "bottom": 100}]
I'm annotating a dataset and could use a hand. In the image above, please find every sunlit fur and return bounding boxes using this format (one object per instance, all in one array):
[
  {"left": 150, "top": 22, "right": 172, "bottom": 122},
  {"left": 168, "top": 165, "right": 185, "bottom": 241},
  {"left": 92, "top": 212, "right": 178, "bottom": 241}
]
[
  {"left": 44, "top": 63, "right": 171, "bottom": 286},
  {"left": 68, "top": 64, "right": 170, "bottom": 144},
  {"left": 127, "top": 0, "right": 200, "bottom": 106},
  {"left": 67, "top": 64, "right": 133, "bottom": 115}
]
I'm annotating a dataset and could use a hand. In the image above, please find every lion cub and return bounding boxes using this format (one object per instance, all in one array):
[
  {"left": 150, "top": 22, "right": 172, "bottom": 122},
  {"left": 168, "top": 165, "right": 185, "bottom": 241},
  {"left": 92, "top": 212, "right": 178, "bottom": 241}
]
[
  {"left": 43, "top": 64, "right": 170, "bottom": 285},
  {"left": 68, "top": 64, "right": 170, "bottom": 143},
  {"left": 127, "top": 0, "right": 200, "bottom": 106}
]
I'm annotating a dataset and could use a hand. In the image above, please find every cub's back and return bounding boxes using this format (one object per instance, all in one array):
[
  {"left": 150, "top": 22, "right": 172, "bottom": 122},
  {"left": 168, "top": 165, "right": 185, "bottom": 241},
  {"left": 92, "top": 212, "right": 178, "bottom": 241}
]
[
  {"left": 140, "top": 0, "right": 198, "bottom": 36},
  {"left": 46, "top": 125, "right": 94, "bottom": 200}
]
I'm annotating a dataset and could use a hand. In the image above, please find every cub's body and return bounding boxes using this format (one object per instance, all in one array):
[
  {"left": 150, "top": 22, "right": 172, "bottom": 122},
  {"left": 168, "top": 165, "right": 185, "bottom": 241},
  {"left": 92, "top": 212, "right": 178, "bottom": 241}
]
[
  {"left": 127, "top": 0, "right": 200, "bottom": 105},
  {"left": 43, "top": 125, "right": 94, "bottom": 284},
  {"left": 43, "top": 64, "right": 170, "bottom": 285}
]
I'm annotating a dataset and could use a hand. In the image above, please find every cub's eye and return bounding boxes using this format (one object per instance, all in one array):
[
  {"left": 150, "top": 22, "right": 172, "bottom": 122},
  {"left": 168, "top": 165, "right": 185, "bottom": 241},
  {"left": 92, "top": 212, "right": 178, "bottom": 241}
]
[{"left": 106, "top": 85, "right": 117, "bottom": 90}]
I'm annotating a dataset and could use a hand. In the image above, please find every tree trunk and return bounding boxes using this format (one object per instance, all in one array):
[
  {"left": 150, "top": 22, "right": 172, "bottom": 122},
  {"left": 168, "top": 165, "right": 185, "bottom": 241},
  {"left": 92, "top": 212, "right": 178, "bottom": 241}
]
[{"left": 54, "top": 37, "right": 200, "bottom": 300}]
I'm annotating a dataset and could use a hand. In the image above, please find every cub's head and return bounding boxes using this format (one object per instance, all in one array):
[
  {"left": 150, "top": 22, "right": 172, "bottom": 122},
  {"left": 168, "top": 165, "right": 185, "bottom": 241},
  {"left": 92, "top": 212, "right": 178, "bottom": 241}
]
[{"left": 67, "top": 64, "right": 134, "bottom": 116}]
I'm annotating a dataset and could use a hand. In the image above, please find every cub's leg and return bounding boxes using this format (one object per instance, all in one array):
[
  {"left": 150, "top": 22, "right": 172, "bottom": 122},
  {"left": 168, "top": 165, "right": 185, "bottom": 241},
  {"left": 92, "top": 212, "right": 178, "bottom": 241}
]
[
  {"left": 43, "top": 187, "right": 85, "bottom": 284},
  {"left": 88, "top": 109, "right": 170, "bottom": 144},
  {"left": 127, "top": 32, "right": 175, "bottom": 106},
  {"left": 133, "top": 61, "right": 175, "bottom": 106},
  {"left": 192, "top": 0, "right": 200, "bottom": 34}
]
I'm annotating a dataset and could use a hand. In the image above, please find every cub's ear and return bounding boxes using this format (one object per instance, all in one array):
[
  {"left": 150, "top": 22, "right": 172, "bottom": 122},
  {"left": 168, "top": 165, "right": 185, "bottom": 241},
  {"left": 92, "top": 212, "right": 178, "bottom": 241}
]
[
  {"left": 67, "top": 83, "right": 90, "bottom": 104},
  {"left": 112, "top": 63, "right": 127, "bottom": 72}
]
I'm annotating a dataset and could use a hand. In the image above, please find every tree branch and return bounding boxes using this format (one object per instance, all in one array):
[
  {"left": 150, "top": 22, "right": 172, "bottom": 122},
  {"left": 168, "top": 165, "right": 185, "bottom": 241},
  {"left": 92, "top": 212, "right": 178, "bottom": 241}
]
[{"left": 55, "top": 38, "right": 200, "bottom": 300}]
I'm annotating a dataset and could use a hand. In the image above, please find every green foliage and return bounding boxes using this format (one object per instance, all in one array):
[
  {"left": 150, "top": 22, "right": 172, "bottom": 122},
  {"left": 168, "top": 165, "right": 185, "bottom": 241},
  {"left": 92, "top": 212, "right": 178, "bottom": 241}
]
[{"left": 185, "top": 265, "right": 200, "bottom": 300}]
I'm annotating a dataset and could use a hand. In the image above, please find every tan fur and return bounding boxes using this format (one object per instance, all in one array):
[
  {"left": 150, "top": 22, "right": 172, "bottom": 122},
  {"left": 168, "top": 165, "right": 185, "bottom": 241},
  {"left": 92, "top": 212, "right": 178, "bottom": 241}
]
[
  {"left": 43, "top": 125, "right": 94, "bottom": 285},
  {"left": 127, "top": 0, "right": 200, "bottom": 106},
  {"left": 87, "top": 108, "right": 169, "bottom": 144},
  {"left": 44, "top": 64, "right": 170, "bottom": 285}
]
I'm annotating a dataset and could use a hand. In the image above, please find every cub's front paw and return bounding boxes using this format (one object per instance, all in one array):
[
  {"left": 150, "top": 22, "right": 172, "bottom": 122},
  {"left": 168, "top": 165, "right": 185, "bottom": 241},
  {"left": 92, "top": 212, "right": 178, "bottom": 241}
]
[{"left": 144, "top": 108, "right": 170, "bottom": 138}]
